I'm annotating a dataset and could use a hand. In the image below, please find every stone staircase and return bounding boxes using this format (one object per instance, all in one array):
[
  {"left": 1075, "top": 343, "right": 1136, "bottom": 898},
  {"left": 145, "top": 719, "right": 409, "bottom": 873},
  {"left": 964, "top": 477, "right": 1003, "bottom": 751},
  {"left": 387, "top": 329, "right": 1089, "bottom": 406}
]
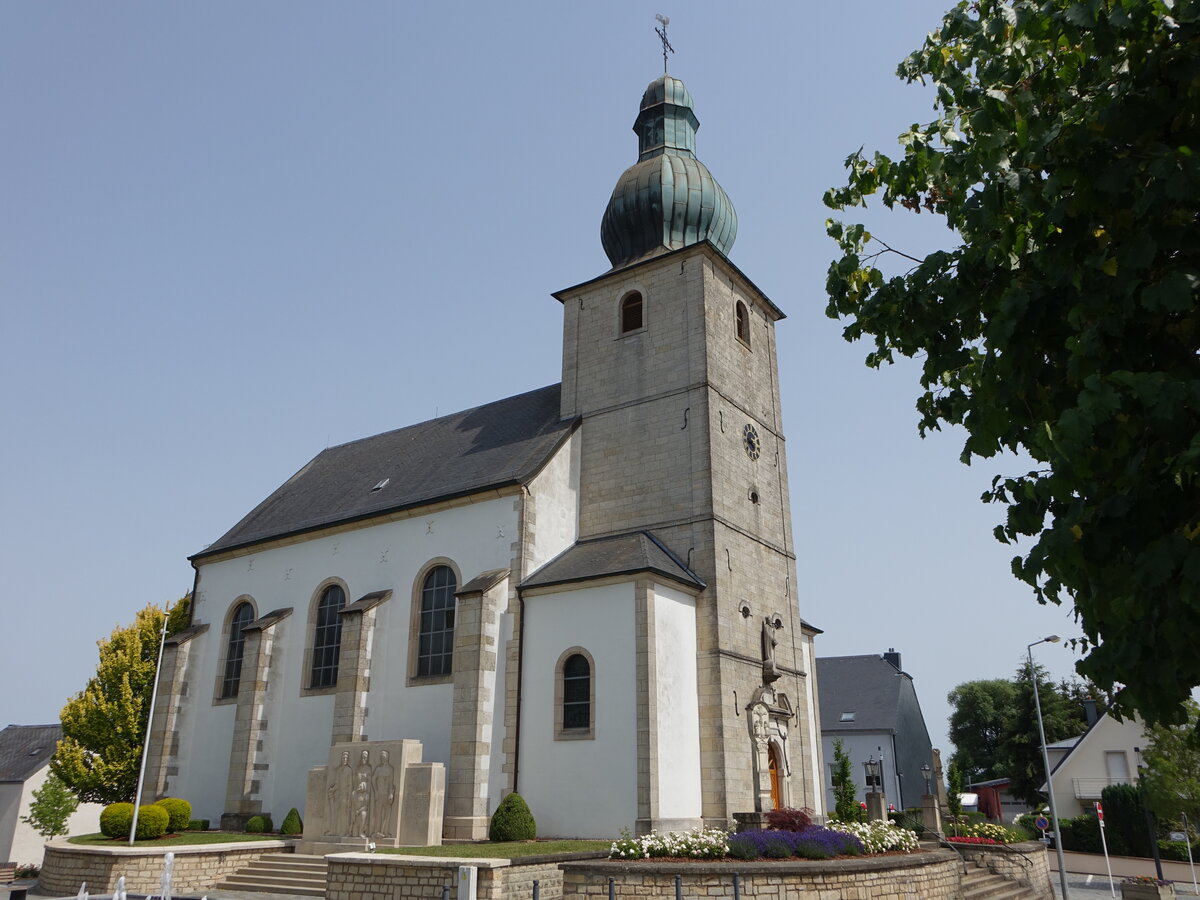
[
  {"left": 961, "top": 858, "right": 1043, "bottom": 899},
  {"left": 212, "top": 852, "right": 327, "bottom": 898}
]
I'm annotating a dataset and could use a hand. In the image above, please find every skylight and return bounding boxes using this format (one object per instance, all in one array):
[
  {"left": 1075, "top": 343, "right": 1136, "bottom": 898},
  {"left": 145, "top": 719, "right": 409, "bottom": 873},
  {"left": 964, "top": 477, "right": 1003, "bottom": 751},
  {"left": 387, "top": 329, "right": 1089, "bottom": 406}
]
[{"left": 840, "top": 712, "right": 856, "bottom": 723}]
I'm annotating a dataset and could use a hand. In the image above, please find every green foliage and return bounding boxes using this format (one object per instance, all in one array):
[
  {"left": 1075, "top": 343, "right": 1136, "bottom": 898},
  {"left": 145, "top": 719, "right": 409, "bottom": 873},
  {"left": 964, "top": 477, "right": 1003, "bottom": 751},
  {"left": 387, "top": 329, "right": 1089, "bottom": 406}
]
[
  {"left": 830, "top": 739, "right": 859, "bottom": 822},
  {"left": 824, "top": 0, "right": 1200, "bottom": 727},
  {"left": 489, "top": 792, "right": 536, "bottom": 842},
  {"left": 1001, "top": 661, "right": 1089, "bottom": 806},
  {"left": 1141, "top": 699, "right": 1200, "bottom": 824},
  {"left": 53, "top": 597, "right": 191, "bottom": 803},
  {"left": 947, "top": 760, "right": 964, "bottom": 817},
  {"left": 153, "top": 798, "right": 191, "bottom": 833},
  {"left": 21, "top": 773, "right": 79, "bottom": 839},
  {"left": 726, "top": 836, "right": 758, "bottom": 860},
  {"left": 99, "top": 802, "right": 134, "bottom": 838},
  {"left": 186, "top": 819, "right": 209, "bottom": 831},
  {"left": 948, "top": 680, "right": 1020, "bottom": 782},
  {"left": 245, "top": 814, "right": 273, "bottom": 833},
  {"left": 134, "top": 804, "right": 168, "bottom": 840},
  {"left": 1059, "top": 814, "right": 1103, "bottom": 854},
  {"left": 280, "top": 807, "right": 303, "bottom": 836},
  {"left": 1101, "top": 783, "right": 1151, "bottom": 857}
]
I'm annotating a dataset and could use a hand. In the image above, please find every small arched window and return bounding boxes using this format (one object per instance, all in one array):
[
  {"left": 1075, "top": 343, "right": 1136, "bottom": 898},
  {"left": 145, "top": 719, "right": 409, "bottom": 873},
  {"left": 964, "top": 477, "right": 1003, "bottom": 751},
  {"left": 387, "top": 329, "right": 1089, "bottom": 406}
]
[
  {"left": 310, "top": 584, "right": 346, "bottom": 689},
  {"left": 555, "top": 647, "right": 595, "bottom": 739},
  {"left": 221, "top": 601, "right": 255, "bottom": 699},
  {"left": 735, "top": 300, "right": 751, "bottom": 346},
  {"left": 620, "top": 292, "right": 644, "bottom": 333},
  {"left": 416, "top": 565, "right": 457, "bottom": 677}
]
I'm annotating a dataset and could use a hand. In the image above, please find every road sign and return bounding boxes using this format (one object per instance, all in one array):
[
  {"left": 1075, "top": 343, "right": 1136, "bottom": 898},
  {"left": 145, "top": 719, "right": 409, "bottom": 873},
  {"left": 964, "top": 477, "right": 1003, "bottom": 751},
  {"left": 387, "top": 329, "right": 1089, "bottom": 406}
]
[
  {"left": 1035, "top": 816, "right": 1050, "bottom": 831},
  {"left": 1096, "top": 801, "right": 1106, "bottom": 826}
]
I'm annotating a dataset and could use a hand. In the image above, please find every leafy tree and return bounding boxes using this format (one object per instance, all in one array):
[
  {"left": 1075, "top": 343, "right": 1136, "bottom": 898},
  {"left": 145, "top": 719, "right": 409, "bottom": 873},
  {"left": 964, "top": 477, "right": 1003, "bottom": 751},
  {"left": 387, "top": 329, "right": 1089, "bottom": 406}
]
[
  {"left": 1140, "top": 699, "right": 1200, "bottom": 824},
  {"left": 947, "top": 679, "right": 1019, "bottom": 781},
  {"left": 946, "top": 760, "right": 964, "bottom": 817},
  {"left": 830, "top": 738, "right": 858, "bottom": 822},
  {"left": 21, "top": 772, "right": 79, "bottom": 839},
  {"left": 824, "top": 0, "right": 1200, "bottom": 726},
  {"left": 52, "top": 598, "right": 190, "bottom": 804}
]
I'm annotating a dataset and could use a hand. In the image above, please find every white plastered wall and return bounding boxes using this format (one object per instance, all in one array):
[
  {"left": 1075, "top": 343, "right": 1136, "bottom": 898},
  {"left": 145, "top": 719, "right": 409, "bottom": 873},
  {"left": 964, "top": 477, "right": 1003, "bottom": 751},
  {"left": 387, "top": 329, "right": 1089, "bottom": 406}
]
[
  {"left": 176, "top": 493, "right": 520, "bottom": 825},
  {"left": 0, "top": 764, "right": 102, "bottom": 866},
  {"left": 651, "top": 583, "right": 701, "bottom": 820},
  {"left": 518, "top": 582, "right": 637, "bottom": 837},
  {"left": 1050, "top": 713, "right": 1146, "bottom": 819}
]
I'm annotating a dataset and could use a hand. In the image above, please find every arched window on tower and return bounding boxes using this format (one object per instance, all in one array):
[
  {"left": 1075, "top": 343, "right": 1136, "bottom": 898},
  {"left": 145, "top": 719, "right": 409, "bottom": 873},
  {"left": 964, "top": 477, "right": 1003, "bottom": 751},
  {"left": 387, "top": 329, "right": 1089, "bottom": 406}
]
[
  {"left": 735, "top": 300, "right": 751, "bottom": 347},
  {"left": 416, "top": 565, "right": 457, "bottom": 677},
  {"left": 220, "top": 600, "right": 255, "bottom": 699},
  {"left": 620, "top": 291, "right": 644, "bottom": 333},
  {"left": 310, "top": 584, "right": 346, "bottom": 689}
]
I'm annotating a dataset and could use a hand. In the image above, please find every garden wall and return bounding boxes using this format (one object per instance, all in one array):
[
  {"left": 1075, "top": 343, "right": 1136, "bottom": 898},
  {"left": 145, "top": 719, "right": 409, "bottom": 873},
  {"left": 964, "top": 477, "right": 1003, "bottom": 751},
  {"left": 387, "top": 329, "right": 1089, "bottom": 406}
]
[
  {"left": 954, "top": 840, "right": 1053, "bottom": 899},
  {"left": 39, "top": 839, "right": 292, "bottom": 895},
  {"left": 560, "top": 850, "right": 963, "bottom": 899},
  {"left": 326, "top": 852, "right": 606, "bottom": 900}
]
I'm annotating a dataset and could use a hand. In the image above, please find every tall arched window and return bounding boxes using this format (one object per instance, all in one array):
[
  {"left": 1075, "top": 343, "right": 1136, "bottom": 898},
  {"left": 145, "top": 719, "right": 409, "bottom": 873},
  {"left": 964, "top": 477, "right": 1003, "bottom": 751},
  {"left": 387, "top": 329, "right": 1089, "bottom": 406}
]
[
  {"left": 221, "top": 601, "right": 255, "bottom": 699},
  {"left": 735, "top": 300, "right": 751, "bottom": 346},
  {"left": 620, "top": 291, "right": 644, "bottom": 333},
  {"left": 310, "top": 584, "right": 346, "bottom": 688},
  {"left": 555, "top": 647, "right": 595, "bottom": 739},
  {"left": 416, "top": 565, "right": 457, "bottom": 677}
]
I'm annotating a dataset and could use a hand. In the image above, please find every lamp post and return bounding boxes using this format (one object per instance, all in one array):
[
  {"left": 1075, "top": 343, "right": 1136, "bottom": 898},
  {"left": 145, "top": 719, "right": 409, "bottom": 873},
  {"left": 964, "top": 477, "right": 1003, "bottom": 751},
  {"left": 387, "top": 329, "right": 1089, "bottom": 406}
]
[
  {"left": 863, "top": 755, "right": 886, "bottom": 822},
  {"left": 922, "top": 763, "right": 932, "bottom": 796},
  {"left": 1029, "top": 635, "right": 1070, "bottom": 900}
]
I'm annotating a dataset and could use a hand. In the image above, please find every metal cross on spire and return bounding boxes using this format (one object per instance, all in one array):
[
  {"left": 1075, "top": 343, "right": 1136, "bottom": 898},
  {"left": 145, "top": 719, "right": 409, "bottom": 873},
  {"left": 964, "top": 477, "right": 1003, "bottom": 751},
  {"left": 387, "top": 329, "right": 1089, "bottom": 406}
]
[{"left": 655, "top": 14, "right": 674, "bottom": 74}]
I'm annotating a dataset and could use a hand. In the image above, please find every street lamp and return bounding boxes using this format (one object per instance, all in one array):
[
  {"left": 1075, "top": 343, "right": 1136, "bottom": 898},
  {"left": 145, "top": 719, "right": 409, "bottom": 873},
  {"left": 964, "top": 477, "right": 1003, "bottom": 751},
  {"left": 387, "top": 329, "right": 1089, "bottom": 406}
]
[
  {"left": 863, "top": 755, "right": 886, "bottom": 821},
  {"left": 1029, "top": 635, "right": 1070, "bottom": 900},
  {"left": 922, "top": 763, "right": 933, "bottom": 796}
]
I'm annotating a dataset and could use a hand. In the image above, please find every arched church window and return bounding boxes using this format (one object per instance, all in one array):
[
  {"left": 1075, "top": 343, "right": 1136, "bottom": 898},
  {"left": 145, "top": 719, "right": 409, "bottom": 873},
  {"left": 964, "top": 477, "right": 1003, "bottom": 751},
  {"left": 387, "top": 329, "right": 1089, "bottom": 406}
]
[
  {"left": 221, "top": 601, "right": 255, "bottom": 699},
  {"left": 620, "top": 291, "right": 644, "bottom": 333},
  {"left": 416, "top": 565, "right": 456, "bottom": 677},
  {"left": 735, "top": 300, "right": 751, "bottom": 346},
  {"left": 555, "top": 647, "right": 595, "bottom": 740},
  {"left": 310, "top": 584, "right": 346, "bottom": 689}
]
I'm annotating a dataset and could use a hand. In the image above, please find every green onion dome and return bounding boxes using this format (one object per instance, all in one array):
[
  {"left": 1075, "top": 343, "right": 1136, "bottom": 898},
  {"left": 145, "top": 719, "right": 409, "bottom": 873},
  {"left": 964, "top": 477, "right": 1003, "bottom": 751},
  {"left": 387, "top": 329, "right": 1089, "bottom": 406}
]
[{"left": 601, "top": 75, "right": 737, "bottom": 269}]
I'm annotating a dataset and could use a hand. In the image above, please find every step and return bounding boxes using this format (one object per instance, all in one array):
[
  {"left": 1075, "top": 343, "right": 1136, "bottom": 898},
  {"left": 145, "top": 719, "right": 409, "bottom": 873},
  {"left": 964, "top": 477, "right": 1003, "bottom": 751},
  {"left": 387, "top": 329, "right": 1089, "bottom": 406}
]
[
  {"left": 237, "top": 859, "right": 328, "bottom": 875},
  {"left": 215, "top": 878, "right": 325, "bottom": 898}
]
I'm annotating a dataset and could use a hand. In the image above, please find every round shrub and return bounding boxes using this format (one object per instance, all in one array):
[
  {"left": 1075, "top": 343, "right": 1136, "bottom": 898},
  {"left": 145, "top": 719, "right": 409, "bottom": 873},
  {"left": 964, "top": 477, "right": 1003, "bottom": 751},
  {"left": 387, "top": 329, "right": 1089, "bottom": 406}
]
[
  {"left": 154, "top": 797, "right": 192, "bottom": 833},
  {"left": 764, "top": 806, "right": 813, "bottom": 832},
  {"left": 134, "top": 804, "right": 169, "bottom": 840},
  {"left": 100, "top": 802, "right": 135, "bottom": 838},
  {"left": 489, "top": 792, "right": 536, "bottom": 842},
  {"left": 245, "top": 814, "right": 273, "bottom": 834},
  {"left": 281, "top": 807, "right": 303, "bottom": 836}
]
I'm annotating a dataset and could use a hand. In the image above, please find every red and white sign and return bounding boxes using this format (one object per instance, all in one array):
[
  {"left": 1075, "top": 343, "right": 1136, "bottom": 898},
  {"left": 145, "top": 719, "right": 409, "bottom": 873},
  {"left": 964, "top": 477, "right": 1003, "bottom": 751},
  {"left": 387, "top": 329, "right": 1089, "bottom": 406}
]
[{"left": 1096, "top": 801, "right": 1105, "bottom": 826}]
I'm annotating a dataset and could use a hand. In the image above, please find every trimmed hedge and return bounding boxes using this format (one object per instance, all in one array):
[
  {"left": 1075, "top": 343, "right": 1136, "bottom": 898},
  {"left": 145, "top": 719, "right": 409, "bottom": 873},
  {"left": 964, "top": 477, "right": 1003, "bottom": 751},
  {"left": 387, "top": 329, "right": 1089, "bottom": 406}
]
[
  {"left": 154, "top": 797, "right": 192, "bottom": 833},
  {"left": 100, "top": 803, "right": 135, "bottom": 839},
  {"left": 134, "top": 805, "right": 169, "bottom": 840},
  {"left": 187, "top": 819, "right": 210, "bottom": 831},
  {"left": 280, "top": 808, "right": 303, "bottom": 836},
  {"left": 245, "top": 814, "right": 274, "bottom": 834},
  {"left": 489, "top": 793, "right": 535, "bottom": 842}
]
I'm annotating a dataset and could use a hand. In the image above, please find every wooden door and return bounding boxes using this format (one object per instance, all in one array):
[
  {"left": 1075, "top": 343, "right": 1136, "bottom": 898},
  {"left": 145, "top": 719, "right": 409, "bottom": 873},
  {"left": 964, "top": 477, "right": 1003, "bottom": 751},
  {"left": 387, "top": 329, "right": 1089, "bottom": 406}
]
[{"left": 769, "top": 744, "right": 782, "bottom": 810}]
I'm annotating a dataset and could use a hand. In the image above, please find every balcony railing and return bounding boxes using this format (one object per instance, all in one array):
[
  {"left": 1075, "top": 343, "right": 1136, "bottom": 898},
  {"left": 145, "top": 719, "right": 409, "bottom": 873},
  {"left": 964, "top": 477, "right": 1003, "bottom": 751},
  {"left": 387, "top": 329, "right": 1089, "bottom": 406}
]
[{"left": 1072, "top": 777, "right": 1134, "bottom": 799}]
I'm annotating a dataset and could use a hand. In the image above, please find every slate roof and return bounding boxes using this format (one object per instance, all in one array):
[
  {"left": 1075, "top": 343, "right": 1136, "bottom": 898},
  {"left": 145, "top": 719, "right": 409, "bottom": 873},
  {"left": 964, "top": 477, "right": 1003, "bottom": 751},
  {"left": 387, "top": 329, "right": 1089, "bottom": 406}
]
[
  {"left": 816, "top": 654, "right": 907, "bottom": 734},
  {"left": 0, "top": 724, "right": 61, "bottom": 783},
  {"left": 194, "top": 384, "right": 576, "bottom": 559},
  {"left": 521, "top": 531, "right": 705, "bottom": 592}
]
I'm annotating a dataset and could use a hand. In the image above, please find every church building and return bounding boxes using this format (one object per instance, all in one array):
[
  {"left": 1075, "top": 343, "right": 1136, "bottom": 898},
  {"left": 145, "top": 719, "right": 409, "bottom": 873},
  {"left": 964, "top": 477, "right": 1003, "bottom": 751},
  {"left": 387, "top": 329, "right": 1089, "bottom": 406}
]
[{"left": 146, "top": 71, "right": 824, "bottom": 840}]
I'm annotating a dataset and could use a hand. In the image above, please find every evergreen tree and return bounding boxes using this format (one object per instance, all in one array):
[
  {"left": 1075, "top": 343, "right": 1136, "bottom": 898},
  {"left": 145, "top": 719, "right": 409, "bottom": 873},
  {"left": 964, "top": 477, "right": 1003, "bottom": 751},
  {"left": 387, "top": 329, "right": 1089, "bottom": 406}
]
[
  {"left": 997, "top": 660, "right": 1087, "bottom": 807},
  {"left": 21, "top": 773, "right": 79, "bottom": 839},
  {"left": 52, "top": 597, "right": 190, "bottom": 804},
  {"left": 830, "top": 738, "right": 858, "bottom": 822}
]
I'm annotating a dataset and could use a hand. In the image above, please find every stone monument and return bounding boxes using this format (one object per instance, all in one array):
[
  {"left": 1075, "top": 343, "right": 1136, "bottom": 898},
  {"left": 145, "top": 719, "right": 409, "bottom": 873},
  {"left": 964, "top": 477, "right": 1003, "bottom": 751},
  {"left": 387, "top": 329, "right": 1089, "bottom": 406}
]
[{"left": 300, "top": 739, "right": 444, "bottom": 852}]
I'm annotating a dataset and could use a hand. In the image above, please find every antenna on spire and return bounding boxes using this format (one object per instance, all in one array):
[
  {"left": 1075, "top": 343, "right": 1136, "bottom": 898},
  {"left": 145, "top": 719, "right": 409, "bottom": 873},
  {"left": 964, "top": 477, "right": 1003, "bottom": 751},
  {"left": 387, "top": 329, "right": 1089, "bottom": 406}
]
[{"left": 655, "top": 14, "right": 674, "bottom": 74}]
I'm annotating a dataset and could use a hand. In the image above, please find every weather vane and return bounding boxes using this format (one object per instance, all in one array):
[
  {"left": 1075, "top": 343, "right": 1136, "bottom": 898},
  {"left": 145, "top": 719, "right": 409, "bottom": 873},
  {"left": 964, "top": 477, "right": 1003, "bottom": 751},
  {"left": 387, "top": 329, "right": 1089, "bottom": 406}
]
[{"left": 655, "top": 14, "right": 674, "bottom": 74}]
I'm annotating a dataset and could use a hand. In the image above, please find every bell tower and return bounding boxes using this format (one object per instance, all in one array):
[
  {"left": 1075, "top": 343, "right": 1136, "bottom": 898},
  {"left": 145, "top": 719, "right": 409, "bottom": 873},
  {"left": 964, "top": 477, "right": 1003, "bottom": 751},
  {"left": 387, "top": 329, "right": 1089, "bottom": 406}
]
[{"left": 555, "top": 74, "right": 822, "bottom": 824}]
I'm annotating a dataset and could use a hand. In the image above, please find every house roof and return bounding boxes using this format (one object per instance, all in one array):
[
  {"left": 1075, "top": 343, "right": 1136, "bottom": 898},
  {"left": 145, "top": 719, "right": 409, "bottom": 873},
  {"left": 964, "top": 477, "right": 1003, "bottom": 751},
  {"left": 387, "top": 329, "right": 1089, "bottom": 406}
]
[
  {"left": 816, "top": 654, "right": 908, "bottom": 734},
  {"left": 521, "top": 531, "right": 705, "bottom": 593},
  {"left": 0, "top": 724, "right": 61, "bottom": 783},
  {"left": 194, "top": 384, "right": 577, "bottom": 559}
]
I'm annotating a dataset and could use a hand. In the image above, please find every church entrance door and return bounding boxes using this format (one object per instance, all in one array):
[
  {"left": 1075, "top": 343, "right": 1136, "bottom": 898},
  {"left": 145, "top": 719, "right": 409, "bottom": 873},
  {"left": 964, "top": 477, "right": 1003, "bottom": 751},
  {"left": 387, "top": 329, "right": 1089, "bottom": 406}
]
[{"left": 768, "top": 744, "right": 782, "bottom": 810}]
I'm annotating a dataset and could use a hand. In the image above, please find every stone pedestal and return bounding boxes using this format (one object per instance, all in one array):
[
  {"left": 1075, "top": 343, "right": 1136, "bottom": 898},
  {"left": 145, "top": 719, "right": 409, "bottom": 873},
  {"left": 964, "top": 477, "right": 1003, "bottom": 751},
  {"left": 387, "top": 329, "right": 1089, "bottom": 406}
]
[
  {"left": 921, "top": 793, "right": 942, "bottom": 836},
  {"left": 866, "top": 791, "right": 887, "bottom": 823},
  {"left": 301, "top": 739, "right": 444, "bottom": 851}
]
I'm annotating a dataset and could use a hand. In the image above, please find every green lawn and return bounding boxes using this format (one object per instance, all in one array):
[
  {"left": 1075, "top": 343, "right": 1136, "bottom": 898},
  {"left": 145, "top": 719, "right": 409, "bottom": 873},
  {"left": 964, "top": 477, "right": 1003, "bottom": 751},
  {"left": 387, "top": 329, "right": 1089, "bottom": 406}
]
[
  {"left": 382, "top": 840, "right": 611, "bottom": 858},
  {"left": 69, "top": 832, "right": 293, "bottom": 846}
]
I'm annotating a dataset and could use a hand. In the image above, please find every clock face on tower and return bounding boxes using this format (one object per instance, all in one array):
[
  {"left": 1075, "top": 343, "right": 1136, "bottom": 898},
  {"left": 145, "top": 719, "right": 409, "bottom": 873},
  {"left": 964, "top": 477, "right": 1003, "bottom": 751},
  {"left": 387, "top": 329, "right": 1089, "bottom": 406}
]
[{"left": 743, "top": 423, "right": 761, "bottom": 460}]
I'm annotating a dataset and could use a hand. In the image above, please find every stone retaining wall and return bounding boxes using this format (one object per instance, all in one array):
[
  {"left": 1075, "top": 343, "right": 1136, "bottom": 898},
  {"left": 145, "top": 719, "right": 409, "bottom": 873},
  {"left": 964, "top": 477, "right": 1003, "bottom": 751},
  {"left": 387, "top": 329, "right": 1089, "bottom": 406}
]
[
  {"left": 326, "top": 853, "right": 597, "bottom": 900},
  {"left": 39, "top": 839, "right": 293, "bottom": 895},
  {"left": 954, "top": 840, "right": 1053, "bottom": 899},
  {"left": 561, "top": 851, "right": 963, "bottom": 899}
]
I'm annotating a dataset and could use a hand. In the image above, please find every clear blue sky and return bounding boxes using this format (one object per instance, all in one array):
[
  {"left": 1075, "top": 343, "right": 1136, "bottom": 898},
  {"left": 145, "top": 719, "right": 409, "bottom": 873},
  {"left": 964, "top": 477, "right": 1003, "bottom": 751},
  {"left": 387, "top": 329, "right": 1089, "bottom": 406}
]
[{"left": 0, "top": 1, "right": 1087, "bottom": 768}]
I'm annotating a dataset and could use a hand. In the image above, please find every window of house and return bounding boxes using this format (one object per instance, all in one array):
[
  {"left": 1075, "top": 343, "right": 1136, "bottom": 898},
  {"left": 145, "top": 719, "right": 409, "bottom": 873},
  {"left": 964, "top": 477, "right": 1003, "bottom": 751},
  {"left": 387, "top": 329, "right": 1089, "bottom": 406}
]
[
  {"left": 620, "top": 292, "right": 644, "bottom": 333},
  {"left": 310, "top": 584, "right": 346, "bottom": 689},
  {"left": 416, "top": 565, "right": 457, "bottom": 677},
  {"left": 220, "top": 601, "right": 255, "bottom": 699},
  {"left": 555, "top": 647, "right": 596, "bottom": 739},
  {"left": 735, "top": 300, "right": 751, "bottom": 346}
]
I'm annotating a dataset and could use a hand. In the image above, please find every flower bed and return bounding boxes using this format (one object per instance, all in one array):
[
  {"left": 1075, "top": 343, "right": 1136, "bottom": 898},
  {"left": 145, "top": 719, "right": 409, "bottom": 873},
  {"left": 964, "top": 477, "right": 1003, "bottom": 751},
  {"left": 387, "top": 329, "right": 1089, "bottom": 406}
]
[{"left": 609, "top": 821, "right": 917, "bottom": 863}]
